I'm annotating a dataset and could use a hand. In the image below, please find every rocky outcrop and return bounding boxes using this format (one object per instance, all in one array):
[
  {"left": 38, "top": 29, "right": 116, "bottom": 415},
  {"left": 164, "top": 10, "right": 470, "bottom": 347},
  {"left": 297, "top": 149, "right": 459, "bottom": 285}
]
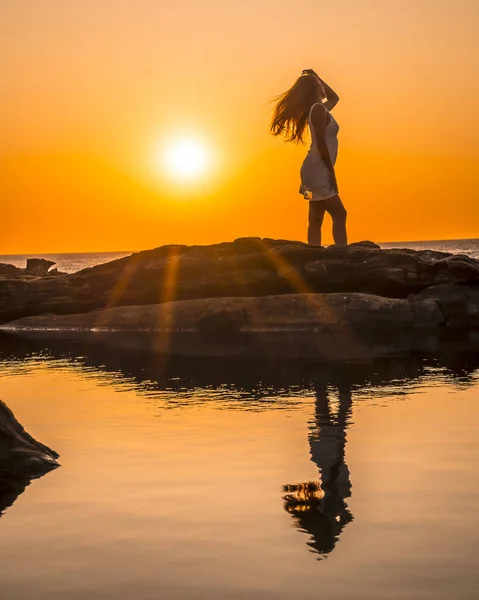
[
  {"left": 25, "top": 258, "right": 56, "bottom": 276},
  {"left": 0, "top": 238, "right": 478, "bottom": 325},
  {"left": 0, "top": 292, "right": 446, "bottom": 334},
  {"left": 0, "top": 399, "right": 59, "bottom": 516},
  {"left": 0, "top": 400, "right": 59, "bottom": 477},
  {"left": 412, "top": 283, "right": 479, "bottom": 329},
  {"left": 0, "top": 264, "right": 23, "bottom": 276}
]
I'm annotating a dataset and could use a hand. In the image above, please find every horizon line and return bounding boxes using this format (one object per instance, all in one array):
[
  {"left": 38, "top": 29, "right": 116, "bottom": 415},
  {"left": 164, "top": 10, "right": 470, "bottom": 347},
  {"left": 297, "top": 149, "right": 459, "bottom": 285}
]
[{"left": 0, "top": 236, "right": 478, "bottom": 257}]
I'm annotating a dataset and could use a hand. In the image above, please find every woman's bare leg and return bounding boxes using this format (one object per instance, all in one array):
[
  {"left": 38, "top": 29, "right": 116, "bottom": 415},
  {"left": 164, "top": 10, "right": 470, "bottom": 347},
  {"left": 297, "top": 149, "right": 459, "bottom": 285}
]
[
  {"left": 308, "top": 201, "right": 327, "bottom": 246},
  {"left": 323, "top": 195, "right": 348, "bottom": 246}
]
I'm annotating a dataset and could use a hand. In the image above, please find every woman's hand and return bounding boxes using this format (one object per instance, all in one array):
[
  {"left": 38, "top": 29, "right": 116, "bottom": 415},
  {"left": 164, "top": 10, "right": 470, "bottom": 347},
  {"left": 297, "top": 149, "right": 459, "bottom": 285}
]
[
  {"left": 303, "top": 69, "right": 339, "bottom": 110},
  {"left": 302, "top": 68, "right": 319, "bottom": 77},
  {"left": 330, "top": 172, "right": 339, "bottom": 194}
]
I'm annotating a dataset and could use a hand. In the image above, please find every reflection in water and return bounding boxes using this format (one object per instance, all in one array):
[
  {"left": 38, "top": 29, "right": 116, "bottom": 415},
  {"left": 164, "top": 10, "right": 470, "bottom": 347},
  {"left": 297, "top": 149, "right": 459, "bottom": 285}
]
[
  {"left": 0, "top": 333, "right": 477, "bottom": 599},
  {"left": 0, "top": 475, "right": 36, "bottom": 518},
  {"left": 0, "top": 332, "right": 478, "bottom": 400},
  {"left": 284, "top": 381, "right": 353, "bottom": 558},
  {"left": 0, "top": 332, "right": 478, "bottom": 539}
]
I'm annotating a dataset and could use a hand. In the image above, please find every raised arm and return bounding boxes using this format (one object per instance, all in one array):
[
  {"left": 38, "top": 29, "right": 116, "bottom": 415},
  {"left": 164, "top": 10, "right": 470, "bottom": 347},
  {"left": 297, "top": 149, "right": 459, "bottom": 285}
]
[
  {"left": 302, "top": 69, "right": 339, "bottom": 110},
  {"left": 318, "top": 76, "right": 339, "bottom": 111}
]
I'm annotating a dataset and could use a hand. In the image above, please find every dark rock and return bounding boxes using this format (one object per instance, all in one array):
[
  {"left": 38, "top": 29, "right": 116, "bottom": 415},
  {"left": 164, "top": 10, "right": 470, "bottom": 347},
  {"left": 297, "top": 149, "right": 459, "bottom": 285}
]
[
  {"left": 0, "top": 293, "right": 417, "bottom": 335},
  {"left": 390, "top": 248, "right": 453, "bottom": 261},
  {"left": 410, "top": 299, "right": 444, "bottom": 329},
  {"left": 0, "top": 264, "right": 23, "bottom": 275},
  {"left": 438, "top": 255, "right": 479, "bottom": 281},
  {"left": 25, "top": 258, "right": 56, "bottom": 276},
  {"left": 349, "top": 241, "right": 381, "bottom": 249},
  {"left": 0, "top": 399, "right": 59, "bottom": 516},
  {"left": 0, "top": 239, "right": 477, "bottom": 325},
  {"left": 412, "top": 284, "right": 479, "bottom": 329},
  {"left": 197, "top": 308, "right": 246, "bottom": 336},
  {"left": 45, "top": 268, "right": 67, "bottom": 277},
  {"left": 0, "top": 399, "right": 59, "bottom": 477}
]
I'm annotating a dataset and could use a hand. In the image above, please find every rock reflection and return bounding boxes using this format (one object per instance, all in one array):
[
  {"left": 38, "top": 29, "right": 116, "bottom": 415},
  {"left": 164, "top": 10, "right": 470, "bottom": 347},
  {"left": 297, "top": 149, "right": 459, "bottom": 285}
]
[
  {"left": 283, "top": 380, "right": 353, "bottom": 559},
  {"left": 0, "top": 475, "right": 39, "bottom": 518},
  {"left": 1, "top": 332, "right": 479, "bottom": 399}
]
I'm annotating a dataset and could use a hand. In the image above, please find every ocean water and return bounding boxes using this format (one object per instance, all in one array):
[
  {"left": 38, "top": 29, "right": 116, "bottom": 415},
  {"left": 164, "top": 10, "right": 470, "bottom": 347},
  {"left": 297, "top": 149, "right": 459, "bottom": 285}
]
[
  {"left": 0, "top": 251, "right": 132, "bottom": 274},
  {"left": 380, "top": 238, "right": 479, "bottom": 260},
  {"left": 0, "top": 238, "right": 477, "bottom": 273}
]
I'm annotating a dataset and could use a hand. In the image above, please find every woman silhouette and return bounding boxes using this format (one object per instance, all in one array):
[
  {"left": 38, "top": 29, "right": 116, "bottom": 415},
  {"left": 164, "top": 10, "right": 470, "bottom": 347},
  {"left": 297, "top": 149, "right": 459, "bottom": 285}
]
[{"left": 271, "top": 69, "right": 347, "bottom": 247}]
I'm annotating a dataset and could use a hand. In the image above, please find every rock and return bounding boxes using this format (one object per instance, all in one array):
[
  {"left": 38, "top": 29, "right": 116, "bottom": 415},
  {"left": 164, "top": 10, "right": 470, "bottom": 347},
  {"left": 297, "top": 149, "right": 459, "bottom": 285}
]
[
  {"left": 44, "top": 268, "right": 67, "bottom": 277},
  {"left": 25, "top": 258, "right": 56, "bottom": 276},
  {"left": 349, "top": 241, "right": 381, "bottom": 249},
  {"left": 390, "top": 248, "right": 453, "bottom": 261},
  {"left": 197, "top": 308, "right": 246, "bottom": 336},
  {"left": 0, "top": 293, "right": 421, "bottom": 335},
  {"left": 410, "top": 299, "right": 445, "bottom": 329},
  {"left": 412, "top": 284, "right": 479, "bottom": 329},
  {"left": 0, "top": 399, "right": 59, "bottom": 477},
  {"left": 0, "top": 239, "right": 477, "bottom": 325},
  {"left": 0, "top": 264, "right": 23, "bottom": 276},
  {"left": 0, "top": 399, "right": 59, "bottom": 516}
]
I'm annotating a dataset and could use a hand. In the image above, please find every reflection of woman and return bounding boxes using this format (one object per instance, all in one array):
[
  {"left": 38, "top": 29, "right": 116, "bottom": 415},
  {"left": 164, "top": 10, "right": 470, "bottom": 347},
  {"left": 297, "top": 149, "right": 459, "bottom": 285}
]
[
  {"left": 270, "top": 69, "right": 347, "bottom": 247},
  {"left": 283, "top": 381, "right": 353, "bottom": 558},
  {"left": 310, "top": 383, "right": 352, "bottom": 523}
]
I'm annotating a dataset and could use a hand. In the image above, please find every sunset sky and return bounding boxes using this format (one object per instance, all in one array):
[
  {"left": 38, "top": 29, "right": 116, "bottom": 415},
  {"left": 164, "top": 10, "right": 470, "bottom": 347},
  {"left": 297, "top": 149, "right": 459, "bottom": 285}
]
[{"left": 1, "top": 0, "right": 478, "bottom": 253}]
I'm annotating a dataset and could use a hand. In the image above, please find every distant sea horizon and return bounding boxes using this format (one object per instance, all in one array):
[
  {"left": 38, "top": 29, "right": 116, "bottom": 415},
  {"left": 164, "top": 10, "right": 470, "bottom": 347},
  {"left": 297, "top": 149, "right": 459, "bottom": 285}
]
[{"left": 0, "top": 237, "right": 478, "bottom": 273}]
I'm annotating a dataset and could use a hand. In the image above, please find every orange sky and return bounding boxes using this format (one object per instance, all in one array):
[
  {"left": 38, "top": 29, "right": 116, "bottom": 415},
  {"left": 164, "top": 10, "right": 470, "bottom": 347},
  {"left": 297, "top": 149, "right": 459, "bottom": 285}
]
[{"left": 1, "top": 0, "right": 478, "bottom": 253}]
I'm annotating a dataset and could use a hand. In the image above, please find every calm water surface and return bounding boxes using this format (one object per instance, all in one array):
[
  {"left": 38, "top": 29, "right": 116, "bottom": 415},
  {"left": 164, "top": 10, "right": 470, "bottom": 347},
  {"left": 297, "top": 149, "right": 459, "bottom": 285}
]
[{"left": 0, "top": 337, "right": 478, "bottom": 599}]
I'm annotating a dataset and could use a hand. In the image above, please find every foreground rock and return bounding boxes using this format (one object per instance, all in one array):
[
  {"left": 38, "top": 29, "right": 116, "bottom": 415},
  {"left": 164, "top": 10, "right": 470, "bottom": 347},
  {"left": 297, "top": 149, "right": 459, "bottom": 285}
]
[
  {"left": 0, "top": 239, "right": 478, "bottom": 325},
  {"left": 0, "top": 400, "right": 59, "bottom": 477},
  {"left": 2, "top": 289, "right": 478, "bottom": 359},
  {"left": 0, "top": 293, "right": 446, "bottom": 333},
  {"left": 0, "top": 400, "right": 60, "bottom": 516}
]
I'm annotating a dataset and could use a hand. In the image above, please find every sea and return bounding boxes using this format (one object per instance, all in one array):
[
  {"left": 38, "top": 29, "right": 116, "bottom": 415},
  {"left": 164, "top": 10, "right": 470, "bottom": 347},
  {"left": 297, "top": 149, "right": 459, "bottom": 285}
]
[
  {"left": 0, "top": 238, "right": 478, "bottom": 600},
  {"left": 0, "top": 238, "right": 478, "bottom": 273}
]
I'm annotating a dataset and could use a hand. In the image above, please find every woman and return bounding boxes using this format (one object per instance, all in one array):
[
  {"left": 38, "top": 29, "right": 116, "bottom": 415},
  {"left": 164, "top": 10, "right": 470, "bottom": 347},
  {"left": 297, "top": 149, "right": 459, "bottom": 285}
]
[{"left": 271, "top": 69, "right": 347, "bottom": 246}]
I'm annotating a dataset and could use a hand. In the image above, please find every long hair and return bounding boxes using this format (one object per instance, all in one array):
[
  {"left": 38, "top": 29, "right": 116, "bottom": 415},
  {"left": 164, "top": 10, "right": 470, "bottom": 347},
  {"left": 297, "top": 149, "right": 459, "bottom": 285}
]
[{"left": 270, "top": 73, "right": 319, "bottom": 144}]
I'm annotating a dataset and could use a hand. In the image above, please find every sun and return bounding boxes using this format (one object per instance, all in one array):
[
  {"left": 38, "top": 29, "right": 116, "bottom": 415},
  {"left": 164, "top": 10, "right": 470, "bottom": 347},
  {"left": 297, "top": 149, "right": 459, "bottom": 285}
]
[{"left": 161, "top": 137, "right": 211, "bottom": 181}]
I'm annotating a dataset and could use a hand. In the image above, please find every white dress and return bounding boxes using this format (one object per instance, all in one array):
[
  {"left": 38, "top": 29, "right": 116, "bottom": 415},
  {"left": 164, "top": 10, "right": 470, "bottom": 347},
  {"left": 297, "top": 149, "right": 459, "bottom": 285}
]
[{"left": 299, "top": 103, "right": 339, "bottom": 201}]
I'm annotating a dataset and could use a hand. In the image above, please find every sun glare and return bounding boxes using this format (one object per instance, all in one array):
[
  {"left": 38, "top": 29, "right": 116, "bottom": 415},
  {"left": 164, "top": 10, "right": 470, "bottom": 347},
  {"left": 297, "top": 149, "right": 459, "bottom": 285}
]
[{"left": 161, "top": 138, "right": 210, "bottom": 181}]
